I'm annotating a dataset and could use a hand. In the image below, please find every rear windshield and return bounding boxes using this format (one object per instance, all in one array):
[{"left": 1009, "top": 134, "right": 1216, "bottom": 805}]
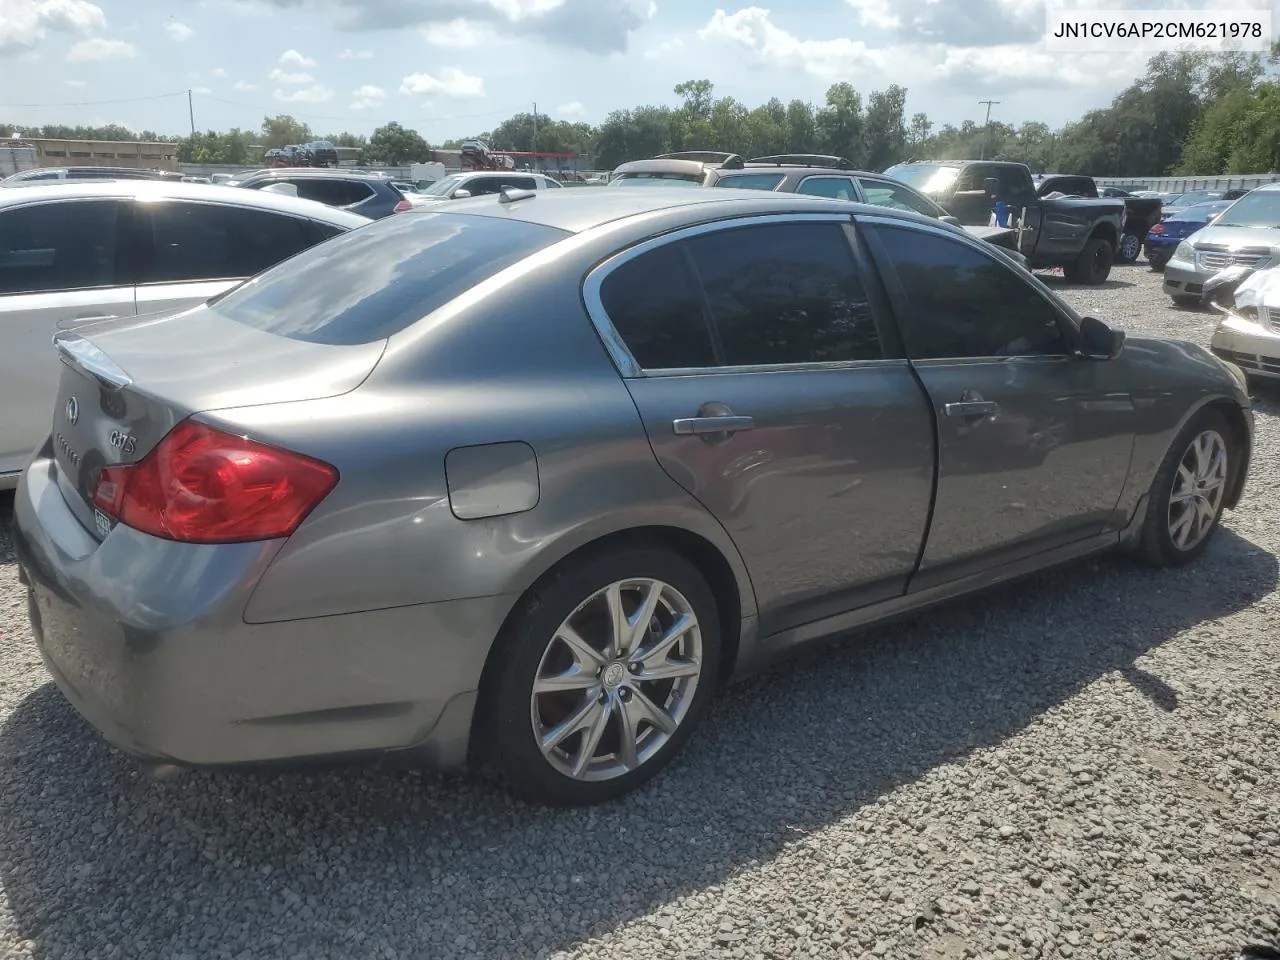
[
  {"left": 206, "top": 211, "right": 567, "bottom": 345},
  {"left": 611, "top": 173, "right": 703, "bottom": 187}
]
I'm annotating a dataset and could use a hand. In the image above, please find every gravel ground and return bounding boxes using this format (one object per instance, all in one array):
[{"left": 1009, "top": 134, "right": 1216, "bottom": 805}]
[{"left": 1, "top": 262, "right": 1278, "bottom": 960}]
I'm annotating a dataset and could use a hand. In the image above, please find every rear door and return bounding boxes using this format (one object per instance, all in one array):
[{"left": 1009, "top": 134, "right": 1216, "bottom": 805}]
[
  {"left": 0, "top": 197, "right": 136, "bottom": 476},
  {"left": 586, "top": 214, "right": 936, "bottom": 636},
  {"left": 132, "top": 199, "right": 327, "bottom": 317},
  {"left": 862, "top": 217, "right": 1135, "bottom": 591}
]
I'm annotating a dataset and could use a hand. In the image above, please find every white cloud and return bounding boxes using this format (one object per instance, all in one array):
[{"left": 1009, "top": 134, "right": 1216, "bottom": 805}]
[
  {"left": 556, "top": 100, "right": 585, "bottom": 117},
  {"left": 399, "top": 67, "right": 485, "bottom": 99},
  {"left": 233, "top": 79, "right": 257, "bottom": 91},
  {"left": 273, "top": 83, "right": 333, "bottom": 103},
  {"left": 268, "top": 67, "right": 314, "bottom": 84},
  {"left": 843, "top": 0, "right": 899, "bottom": 30},
  {"left": 698, "top": 7, "right": 882, "bottom": 78},
  {"left": 0, "top": 0, "right": 106, "bottom": 55},
  {"left": 278, "top": 47, "right": 316, "bottom": 67},
  {"left": 63, "top": 78, "right": 87, "bottom": 87},
  {"left": 65, "top": 37, "right": 136, "bottom": 61},
  {"left": 420, "top": 18, "right": 490, "bottom": 48},
  {"left": 643, "top": 35, "right": 684, "bottom": 59},
  {"left": 165, "top": 20, "right": 194, "bottom": 41},
  {"left": 336, "top": 46, "right": 371, "bottom": 59},
  {"left": 348, "top": 83, "right": 386, "bottom": 110},
  {"left": 211, "top": 66, "right": 227, "bottom": 77}
]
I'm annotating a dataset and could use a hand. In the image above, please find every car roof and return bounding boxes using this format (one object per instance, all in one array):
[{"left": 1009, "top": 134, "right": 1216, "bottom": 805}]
[
  {"left": 238, "top": 168, "right": 389, "bottom": 181},
  {"left": 437, "top": 185, "right": 943, "bottom": 235},
  {"left": 0, "top": 178, "right": 372, "bottom": 225}
]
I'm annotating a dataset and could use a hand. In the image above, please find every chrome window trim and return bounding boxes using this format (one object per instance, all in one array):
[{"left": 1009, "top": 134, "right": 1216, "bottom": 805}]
[
  {"left": 856, "top": 213, "right": 1080, "bottom": 362},
  {"left": 582, "top": 211, "right": 900, "bottom": 379}
]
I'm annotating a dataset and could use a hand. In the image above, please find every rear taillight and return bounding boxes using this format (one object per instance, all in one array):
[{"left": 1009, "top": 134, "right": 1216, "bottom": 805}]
[
  {"left": 1149, "top": 223, "right": 1164, "bottom": 235},
  {"left": 92, "top": 420, "right": 338, "bottom": 544},
  {"left": 393, "top": 199, "right": 413, "bottom": 213}
]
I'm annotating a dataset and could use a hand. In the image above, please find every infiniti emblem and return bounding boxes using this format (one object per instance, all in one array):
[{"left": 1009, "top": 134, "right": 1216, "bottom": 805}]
[{"left": 65, "top": 396, "right": 79, "bottom": 425}]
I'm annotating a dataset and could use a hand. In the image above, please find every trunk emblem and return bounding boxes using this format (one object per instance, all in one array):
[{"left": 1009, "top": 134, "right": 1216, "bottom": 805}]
[
  {"left": 108, "top": 430, "right": 137, "bottom": 456},
  {"left": 65, "top": 397, "right": 79, "bottom": 425}
]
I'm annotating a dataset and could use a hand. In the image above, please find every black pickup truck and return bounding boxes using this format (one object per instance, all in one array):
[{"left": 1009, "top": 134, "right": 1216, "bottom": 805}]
[
  {"left": 882, "top": 159, "right": 1126, "bottom": 284},
  {"left": 1033, "top": 174, "right": 1163, "bottom": 264}
]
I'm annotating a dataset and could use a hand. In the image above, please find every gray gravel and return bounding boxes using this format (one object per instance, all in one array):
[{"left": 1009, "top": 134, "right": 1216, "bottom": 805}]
[{"left": 2, "top": 262, "right": 1279, "bottom": 960}]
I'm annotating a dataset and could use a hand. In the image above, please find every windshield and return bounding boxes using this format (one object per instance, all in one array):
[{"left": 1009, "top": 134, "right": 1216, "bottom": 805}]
[
  {"left": 1213, "top": 191, "right": 1280, "bottom": 228},
  {"left": 420, "top": 174, "right": 466, "bottom": 196},
  {"left": 1171, "top": 190, "right": 1221, "bottom": 206},
  {"left": 1172, "top": 202, "right": 1229, "bottom": 223},
  {"left": 611, "top": 173, "right": 703, "bottom": 187},
  {"left": 882, "top": 162, "right": 960, "bottom": 195}
]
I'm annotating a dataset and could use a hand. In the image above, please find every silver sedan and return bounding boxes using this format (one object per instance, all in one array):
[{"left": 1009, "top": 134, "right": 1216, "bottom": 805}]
[{"left": 12, "top": 188, "right": 1254, "bottom": 806}]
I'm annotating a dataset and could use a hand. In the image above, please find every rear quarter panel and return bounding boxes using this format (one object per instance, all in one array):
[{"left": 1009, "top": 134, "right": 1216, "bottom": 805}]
[
  {"left": 218, "top": 238, "right": 757, "bottom": 629},
  {"left": 1032, "top": 198, "right": 1125, "bottom": 259}
]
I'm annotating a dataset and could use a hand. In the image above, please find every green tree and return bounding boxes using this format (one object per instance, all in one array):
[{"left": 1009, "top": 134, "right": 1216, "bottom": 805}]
[
  {"left": 863, "top": 84, "right": 907, "bottom": 170},
  {"left": 366, "top": 121, "right": 430, "bottom": 164},
  {"left": 815, "top": 83, "right": 864, "bottom": 165},
  {"left": 260, "top": 114, "right": 312, "bottom": 148}
]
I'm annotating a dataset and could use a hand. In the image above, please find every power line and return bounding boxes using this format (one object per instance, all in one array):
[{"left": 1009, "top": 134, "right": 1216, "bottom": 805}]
[{"left": 0, "top": 91, "right": 188, "bottom": 108}]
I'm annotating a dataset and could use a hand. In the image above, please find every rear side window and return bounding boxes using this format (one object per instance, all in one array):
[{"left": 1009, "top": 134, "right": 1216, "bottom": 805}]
[
  {"left": 796, "top": 177, "right": 856, "bottom": 200},
  {"left": 598, "top": 244, "right": 716, "bottom": 370},
  {"left": 0, "top": 200, "right": 120, "bottom": 294},
  {"left": 137, "top": 201, "right": 318, "bottom": 283},
  {"left": 208, "top": 211, "right": 566, "bottom": 345},
  {"left": 714, "top": 173, "right": 785, "bottom": 191},
  {"left": 685, "top": 222, "right": 881, "bottom": 365}
]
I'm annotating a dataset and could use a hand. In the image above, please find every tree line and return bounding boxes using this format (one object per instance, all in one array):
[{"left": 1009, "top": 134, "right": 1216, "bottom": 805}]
[{"left": 4, "top": 48, "right": 1277, "bottom": 175}]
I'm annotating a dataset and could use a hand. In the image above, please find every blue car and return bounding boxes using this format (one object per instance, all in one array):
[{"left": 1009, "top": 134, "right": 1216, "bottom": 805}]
[{"left": 1145, "top": 200, "right": 1233, "bottom": 270}]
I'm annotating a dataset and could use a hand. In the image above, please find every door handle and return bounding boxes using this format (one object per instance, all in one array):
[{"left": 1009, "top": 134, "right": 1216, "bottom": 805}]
[
  {"left": 673, "top": 415, "right": 755, "bottom": 435},
  {"left": 944, "top": 400, "right": 998, "bottom": 418}
]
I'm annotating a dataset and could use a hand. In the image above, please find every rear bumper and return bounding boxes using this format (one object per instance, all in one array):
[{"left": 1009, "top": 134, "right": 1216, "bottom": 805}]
[
  {"left": 13, "top": 452, "right": 510, "bottom": 771},
  {"left": 1211, "top": 315, "right": 1280, "bottom": 381}
]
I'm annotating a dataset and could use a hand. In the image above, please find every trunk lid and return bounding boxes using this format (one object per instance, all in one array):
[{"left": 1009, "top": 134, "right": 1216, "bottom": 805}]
[{"left": 49, "top": 306, "right": 385, "bottom": 536}]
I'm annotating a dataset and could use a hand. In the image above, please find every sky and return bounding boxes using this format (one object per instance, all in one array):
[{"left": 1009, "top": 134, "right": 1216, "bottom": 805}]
[{"left": 0, "top": 0, "right": 1275, "bottom": 145}]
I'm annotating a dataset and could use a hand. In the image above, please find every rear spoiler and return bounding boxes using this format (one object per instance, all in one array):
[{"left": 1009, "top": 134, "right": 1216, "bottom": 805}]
[{"left": 53, "top": 330, "right": 132, "bottom": 390}]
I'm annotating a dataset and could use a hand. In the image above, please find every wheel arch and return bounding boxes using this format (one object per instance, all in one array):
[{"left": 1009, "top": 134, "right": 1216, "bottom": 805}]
[{"left": 1089, "top": 221, "right": 1119, "bottom": 248}]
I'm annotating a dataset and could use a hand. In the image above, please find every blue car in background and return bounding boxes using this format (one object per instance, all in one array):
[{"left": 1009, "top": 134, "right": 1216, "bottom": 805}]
[{"left": 1145, "top": 200, "right": 1233, "bottom": 271}]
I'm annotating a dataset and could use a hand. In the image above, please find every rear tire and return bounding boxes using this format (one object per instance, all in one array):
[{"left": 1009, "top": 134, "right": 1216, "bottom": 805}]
[
  {"left": 1139, "top": 408, "right": 1236, "bottom": 567},
  {"left": 1117, "top": 232, "right": 1143, "bottom": 264},
  {"left": 1066, "top": 237, "right": 1114, "bottom": 285},
  {"left": 484, "top": 545, "right": 721, "bottom": 806}
]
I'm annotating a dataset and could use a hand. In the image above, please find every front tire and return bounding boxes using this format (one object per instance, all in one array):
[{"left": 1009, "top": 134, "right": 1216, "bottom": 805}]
[
  {"left": 485, "top": 545, "right": 721, "bottom": 806},
  {"left": 1139, "top": 409, "right": 1236, "bottom": 567}
]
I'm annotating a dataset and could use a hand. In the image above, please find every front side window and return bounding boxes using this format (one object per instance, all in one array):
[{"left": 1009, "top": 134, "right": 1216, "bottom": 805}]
[
  {"left": 0, "top": 200, "right": 119, "bottom": 295},
  {"left": 856, "top": 179, "right": 942, "bottom": 217},
  {"left": 796, "top": 177, "right": 856, "bottom": 201},
  {"left": 288, "top": 179, "right": 375, "bottom": 207},
  {"left": 685, "top": 221, "right": 881, "bottom": 366},
  {"left": 874, "top": 225, "right": 1069, "bottom": 359},
  {"left": 138, "top": 201, "right": 317, "bottom": 284},
  {"left": 714, "top": 173, "right": 785, "bottom": 192}
]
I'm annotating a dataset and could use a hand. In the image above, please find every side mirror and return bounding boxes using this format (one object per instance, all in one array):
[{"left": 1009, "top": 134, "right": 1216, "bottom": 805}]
[
  {"left": 1079, "top": 316, "right": 1125, "bottom": 360},
  {"left": 452, "top": 188, "right": 472, "bottom": 199},
  {"left": 939, "top": 214, "right": 961, "bottom": 226}
]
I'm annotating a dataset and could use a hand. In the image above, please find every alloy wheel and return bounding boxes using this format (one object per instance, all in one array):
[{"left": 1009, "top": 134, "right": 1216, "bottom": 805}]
[
  {"left": 1120, "top": 233, "right": 1141, "bottom": 261},
  {"left": 530, "top": 578, "right": 703, "bottom": 782},
  {"left": 1168, "top": 428, "right": 1228, "bottom": 552}
]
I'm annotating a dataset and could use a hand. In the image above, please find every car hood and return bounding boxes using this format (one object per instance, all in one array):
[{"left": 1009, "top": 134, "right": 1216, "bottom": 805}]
[{"left": 1189, "top": 224, "right": 1280, "bottom": 253}]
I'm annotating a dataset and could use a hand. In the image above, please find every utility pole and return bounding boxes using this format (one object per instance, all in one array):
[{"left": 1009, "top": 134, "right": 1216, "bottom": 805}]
[
  {"left": 978, "top": 99, "right": 999, "bottom": 160},
  {"left": 531, "top": 101, "right": 537, "bottom": 171},
  {"left": 187, "top": 89, "right": 195, "bottom": 137}
]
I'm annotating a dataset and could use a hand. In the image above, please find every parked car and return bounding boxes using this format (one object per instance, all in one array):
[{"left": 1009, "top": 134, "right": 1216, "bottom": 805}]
[
  {"left": 1032, "top": 174, "right": 1163, "bottom": 264},
  {"left": 1163, "top": 183, "right": 1280, "bottom": 305},
  {"left": 610, "top": 152, "right": 1026, "bottom": 258},
  {"left": 301, "top": 140, "right": 340, "bottom": 167},
  {"left": 11, "top": 188, "right": 1253, "bottom": 806},
  {"left": 412, "top": 171, "right": 564, "bottom": 202},
  {"left": 1161, "top": 188, "right": 1251, "bottom": 220},
  {"left": 0, "top": 180, "right": 369, "bottom": 488},
  {"left": 1143, "top": 200, "right": 1233, "bottom": 271},
  {"left": 225, "top": 168, "right": 413, "bottom": 219},
  {"left": 3, "top": 166, "right": 180, "bottom": 183},
  {"left": 1206, "top": 263, "right": 1280, "bottom": 382},
  {"left": 884, "top": 160, "right": 1126, "bottom": 284}
]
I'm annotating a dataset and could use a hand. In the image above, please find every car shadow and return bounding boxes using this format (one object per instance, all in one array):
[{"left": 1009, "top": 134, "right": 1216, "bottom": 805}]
[
  {"left": 0, "top": 516, "right": 1275, "bottom": 957},
  {"left": 1036, "top": 275, "right": 1137, "bottom": 292}
]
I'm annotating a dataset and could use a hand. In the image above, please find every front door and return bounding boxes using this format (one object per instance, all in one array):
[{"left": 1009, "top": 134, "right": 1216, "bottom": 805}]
[
  {"left": 865, "top": 220, "right": 1136, "bottom": 590},
  {"left": 588, "top": 217, "right": 936, "bottom": 635},
  {"left": 0, "top": 198, "right": 136, "bottom": 477}
]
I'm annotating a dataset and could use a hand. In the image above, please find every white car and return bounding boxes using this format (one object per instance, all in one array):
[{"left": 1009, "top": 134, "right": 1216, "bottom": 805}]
[
  {"left": 0, "top": 180, "right": 369, "bottom": 489},
  {"left": 409, "top": 171, "right": 564, "bottom": 204}
]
